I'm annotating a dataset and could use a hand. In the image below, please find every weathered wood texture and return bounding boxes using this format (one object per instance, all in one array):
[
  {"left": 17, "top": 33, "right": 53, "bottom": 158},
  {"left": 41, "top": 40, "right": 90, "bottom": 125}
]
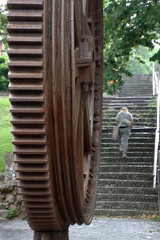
[
  {"left": 34, "top": 230, "right": 69, "bottom": 240},
  {"left": 7, "top": 0, "right": 103, "bottom": 237}
]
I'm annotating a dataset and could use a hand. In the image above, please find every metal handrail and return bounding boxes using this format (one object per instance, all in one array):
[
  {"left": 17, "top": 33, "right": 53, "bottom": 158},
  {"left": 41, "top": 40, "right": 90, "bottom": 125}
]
[
  {"left": 152, "top": 63, "right": 159, "bottom": 96},
  {"left": 152, "top": 62, "right": 160, "bottom": 188}
]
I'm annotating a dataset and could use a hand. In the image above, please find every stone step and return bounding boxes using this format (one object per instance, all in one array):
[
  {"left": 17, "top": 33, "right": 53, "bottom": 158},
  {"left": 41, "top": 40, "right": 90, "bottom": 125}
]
[
  {"left": 118, "top": 94, "right": 153, "bottom": 98},
  {"left": 122, "top": 77, "right": 152, "bottom": 81},
  {"left": 119, "top": 89, "right": 152, "bottom": 92},
  {"left": 97, "top": 186, "right": 157, "bottom": 195},
  {"left": 103, "top": 99, "right": 153, "bottom": 103},
  {"left": 122, "top": 74, "right": 152, "bottom": 78},
  {"left": 97, "top": 193, "right": 158, "bottom": 202},
  {"left": 102, "top": 112, "right": 156, "bottom": 117},
  {"left": 102, "top": 124, "right": 156, "bottom": 129},
  {"left": 102, "top": 118, "right": 156, "bottom": 123},
  {"left": 95, "top": 209, "right": 158, "bottom": 216},
  {"left": 102, "top": 129, "right": 155, "bottom": 134},
  {"left": 99, "top": 172, "right": 153, "bottom": 181},
  {"left": 103, "top": 96, "right": 155, "bottom": 99},
  {"left": 103, "top": 104, "right": 153, "bottom": 109},
  {"left": 103, "top": 96, "right": 155, "bottom": 100},
  {"left": 119, "top": 92, "right": 152, "bottom": 95},
  {"left": 121, "top": 83, "right": 152, "bottom": 86},
  {"left": 103, "top": 102, "right": 155, "bottom": 107},
  {"left": 120, "top": 85, "right": 152, "bottom": 88},
  {"left": 119, "top": 91, "right": 152, "bottom": 93},
  {"left": 102, "top": 130, "right": 155, "bottom": 136},
  {"left": 104, "top": 107, "right": 153, "bottom": 111},
  {"left": 121, "top": 80, "right": 152, "bottom": 83},
  {"left": 102, "top": 136, "right": 155, "bottom": 141},
  {"left": 102, "top": 122, "right": 156, "bottom": 126},
  {"left": 102, "top": 107, "right": 156, "bottom": 113},
  {"left": 99, "top": 165, "right": 153, "bottom": 173},
  {"left": 119, "top": 85, "right": 152, "bottom": 88},
  {"left": 102, "top": 123, "right": 156, "bottom": 127},
  {"left": 100, "top": 162, "right": 153, "bottom": 166},
  {"left": 101, "top": 147, "right": 154, "bottom": 153},
  {"left": 96, "top": 200, "right": 158, "bottom": 211},
  {"left": 102, "top": 132, "right": 155, "bottom": 137},
  {"left": 120, "top": 80, "right": 152, "bottom": 83},
  {"left": 119, "top": 86, "right": 152, "bottom": 89},
  {"left": 101, "top": 152, "right": 154, "bottom": 158},
  {"left": 119, "top": 94, "right": 152, "bottom": 97},
  {"left": 102, "top": 117, "right": 156, "bottom": 122},
  {"left": 101, "top": 137, "right": 155, "bottom": 143},
  {"left": 103, "top": 127, "right": 156, "bottom": 131},
  {"left": 103, "top": 96, "right": 153, "bottom": 99},
  {"left": 120, "top": 87, "right": 152, "bottom": 89},
  {"left": 101, "top": 144, "right": 156, "bottom": 149},
  {"left": 100, "top": 157, "right": 153, "bottom": 164},
  {"left": 101, "top": 143, "right": 155, "bottom": 147},
  {"left": 103, "top": 101, "right": 156, "bottom": 104},
  {"left": 98, "top": 179, "right": 153, "bottom": 188},
  {"left": 102, "top": 109, "right": 156, "bottom": 114},
  {"left": 102, "top": 127, "right": 156, "bottom": 132},
  {"left": 103, "top": 99, "right": 152, "bottom": 103}
]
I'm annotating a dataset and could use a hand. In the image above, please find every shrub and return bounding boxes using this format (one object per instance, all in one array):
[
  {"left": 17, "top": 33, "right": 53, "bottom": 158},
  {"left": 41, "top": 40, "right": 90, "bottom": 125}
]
[
  {"left": 0, "top": 54, "right": 9, "bottom": 91},
  {"left": 6, "top": 208, "right": 16, "bottom": 219}
]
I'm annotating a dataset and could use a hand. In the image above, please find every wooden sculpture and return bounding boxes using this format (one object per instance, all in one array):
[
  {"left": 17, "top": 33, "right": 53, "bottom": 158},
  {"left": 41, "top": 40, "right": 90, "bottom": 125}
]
[{"left": 7, "top": 0, "right": 103, "bottom": 239}]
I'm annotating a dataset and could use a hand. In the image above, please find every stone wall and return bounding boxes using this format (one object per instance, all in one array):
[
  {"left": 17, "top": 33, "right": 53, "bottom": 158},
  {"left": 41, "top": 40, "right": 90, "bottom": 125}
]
[
  {"left": 0, "top": 153, "right": 22, "bottom": 220},
  {"left": 0, "top": 91, "right": 9, "bottom": 96}
]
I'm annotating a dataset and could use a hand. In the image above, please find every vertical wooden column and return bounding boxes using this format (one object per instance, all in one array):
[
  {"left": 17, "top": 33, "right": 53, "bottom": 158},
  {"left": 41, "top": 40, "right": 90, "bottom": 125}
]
[
  {"left": 34, "top": 232, "right": 41, "bottom": 240},
  {"left": 34, "top": 229, "right": 69, "bottom": 240}
]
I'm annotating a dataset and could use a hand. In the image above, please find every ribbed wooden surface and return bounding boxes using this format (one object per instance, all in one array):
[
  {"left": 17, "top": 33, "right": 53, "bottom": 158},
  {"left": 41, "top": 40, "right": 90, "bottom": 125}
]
[{"left": 7, "top": 0, "right": 103, "bottom": 234}]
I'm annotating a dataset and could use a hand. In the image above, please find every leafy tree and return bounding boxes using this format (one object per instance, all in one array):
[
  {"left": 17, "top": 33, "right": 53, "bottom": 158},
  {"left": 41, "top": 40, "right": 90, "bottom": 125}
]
[
  {"left": 0, "top": 4, "right": 8, "bottom": 50},
  {"left": 129, "top": 46, "right": 158, "bottom": 74},
  {"left": 103, "top": 0, "right": 160, "bottom": 94},
  {"left": 0, "top": 4, "right": 9, "bottom": 91},
  {"left": 0, "top": 54, "right": 9, "bottom": 91}
]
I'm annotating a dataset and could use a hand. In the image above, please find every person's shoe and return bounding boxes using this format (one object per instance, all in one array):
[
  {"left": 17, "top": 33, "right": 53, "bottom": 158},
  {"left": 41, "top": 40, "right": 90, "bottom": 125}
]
[
  {"left": 119, "top": 146, "right": 123, "bottom": 151},
  {"left": 123, "top": 152, "right": 127, "bottom": 158}
]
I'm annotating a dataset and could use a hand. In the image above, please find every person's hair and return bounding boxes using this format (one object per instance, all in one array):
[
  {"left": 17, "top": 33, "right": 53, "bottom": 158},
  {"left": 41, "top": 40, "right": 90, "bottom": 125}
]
[{"left": 120, "top": 107, "right": 128, "bottom": 113}]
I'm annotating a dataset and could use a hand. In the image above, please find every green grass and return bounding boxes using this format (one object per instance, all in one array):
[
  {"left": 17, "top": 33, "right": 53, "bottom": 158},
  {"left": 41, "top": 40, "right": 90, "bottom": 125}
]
[{"left": 0, "top": 97, "right": 13, "bottom": 173}]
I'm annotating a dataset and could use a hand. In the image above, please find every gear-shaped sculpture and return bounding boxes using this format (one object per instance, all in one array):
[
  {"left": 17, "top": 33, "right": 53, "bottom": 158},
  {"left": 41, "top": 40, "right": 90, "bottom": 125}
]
[{"left": 7, "top": 0, "right": 103, "bottom": 239}]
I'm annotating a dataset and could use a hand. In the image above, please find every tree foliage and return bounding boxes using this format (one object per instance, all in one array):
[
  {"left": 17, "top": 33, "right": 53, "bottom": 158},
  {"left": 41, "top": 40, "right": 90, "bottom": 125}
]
[
  {"left": 129, "top": 45, "right": 158, "bottom": 74},
  {"left": 0, "top": 4, "right": 9, "bottom": 91},
  {"left": 103, "top": 0, "right": 160, "bottom": 94},
  {"left": 0, "top": 4, "right": 8, "bottom": 49},
  {"left": 0, "top": 54, "right": 9, "bottom": 91}
]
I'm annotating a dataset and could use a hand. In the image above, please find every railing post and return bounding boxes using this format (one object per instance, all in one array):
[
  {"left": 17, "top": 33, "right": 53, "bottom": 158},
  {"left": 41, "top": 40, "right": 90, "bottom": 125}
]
[
  {"left": 158, "top": 151, "right": 160, "bottom": 214},
  {"left": 153, "top": 129, "right": 159, "bottom": 188},
  {"left": 152, "top": 62, "right": 155, "bottom": 96},
  {"left": 152, "top": 63, "right": 160, "bottom": 187}
]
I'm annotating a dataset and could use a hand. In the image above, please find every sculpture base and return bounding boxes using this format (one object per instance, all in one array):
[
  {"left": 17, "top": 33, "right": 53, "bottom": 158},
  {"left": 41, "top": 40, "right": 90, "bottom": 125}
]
[{"left": 34, "top": 229, "right": 69, "bottom": 240}]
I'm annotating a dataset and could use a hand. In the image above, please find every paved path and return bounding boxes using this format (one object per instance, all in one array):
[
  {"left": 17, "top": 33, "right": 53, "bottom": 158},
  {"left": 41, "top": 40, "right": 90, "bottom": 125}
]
[{"left": 0, "top": 217, "right": 160, "bottom": 240}]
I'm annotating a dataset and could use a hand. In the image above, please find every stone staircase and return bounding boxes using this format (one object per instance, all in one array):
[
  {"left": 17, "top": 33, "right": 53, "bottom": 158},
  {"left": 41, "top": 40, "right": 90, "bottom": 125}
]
[
  {"left": 119, "top": 74, "right": 152, "bottom": 97},
  {"left": 96, "top": 76, "right": 159, "bottom": 216}
]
